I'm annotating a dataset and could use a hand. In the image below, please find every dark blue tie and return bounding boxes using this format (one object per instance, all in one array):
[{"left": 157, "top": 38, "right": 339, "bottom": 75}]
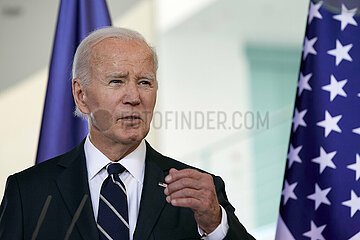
[{"left": 97, "top": 163, "right": 129, "bottom": 240}]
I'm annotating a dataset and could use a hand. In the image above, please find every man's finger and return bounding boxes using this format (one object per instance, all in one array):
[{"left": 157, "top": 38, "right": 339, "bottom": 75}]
[
  {"left": 164, "top": 177, "right": 204, "bottom": 195},
  {"left": 165, "top": 168, "right": 203, "bottom": 183},
  {"left": 169, "top": 197, "right": 203, "bottom": 210},
  {"left": 166, "top": 188, "right": 201, "bottom": 201}
]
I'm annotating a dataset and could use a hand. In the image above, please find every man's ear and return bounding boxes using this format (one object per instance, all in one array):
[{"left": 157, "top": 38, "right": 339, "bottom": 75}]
[{"left": 72, "top": 78, "right": 90, "bottom": 114}]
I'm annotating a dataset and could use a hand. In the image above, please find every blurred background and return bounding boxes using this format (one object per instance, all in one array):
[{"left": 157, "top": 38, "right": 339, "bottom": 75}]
[{"left": 0, "top": 0, "right": 309, "bottom": 238}]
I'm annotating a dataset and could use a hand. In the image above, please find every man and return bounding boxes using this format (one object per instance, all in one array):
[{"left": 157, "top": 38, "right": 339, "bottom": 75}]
[{"left": 0, "top": 27, "right": 254, "bottom": 240}]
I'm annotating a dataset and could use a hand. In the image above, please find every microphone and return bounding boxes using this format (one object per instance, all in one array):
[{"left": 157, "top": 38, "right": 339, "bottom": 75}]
[
  {"left": 31, "top": 195, "right": 52, "bottom": 240},
  {"left": 63, "top": 194, "right": 89, "bottom": 240}
]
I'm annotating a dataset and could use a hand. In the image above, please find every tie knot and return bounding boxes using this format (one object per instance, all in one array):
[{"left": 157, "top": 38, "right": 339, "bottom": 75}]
[{"left": 107, "top": 163, "right": 126, "bottom": 175}]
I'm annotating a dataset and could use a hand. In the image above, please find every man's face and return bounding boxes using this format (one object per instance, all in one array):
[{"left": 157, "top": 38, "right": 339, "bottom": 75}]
[{"left": 82, "top": 38, "right": 157, "bottom": 145}]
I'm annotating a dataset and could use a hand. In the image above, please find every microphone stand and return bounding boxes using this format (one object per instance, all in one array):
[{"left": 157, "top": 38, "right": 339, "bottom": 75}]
[
  {"left": 64, "top": 194, "right": 89, "bottom": 240},
  {"left": 31, "top": 195, "right": 52, "bottom": 240}
]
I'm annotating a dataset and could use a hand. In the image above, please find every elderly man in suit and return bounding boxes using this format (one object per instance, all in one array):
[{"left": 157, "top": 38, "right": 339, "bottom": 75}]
[{"left": 0, "top": 27, "right": 254, "bottom": 240}]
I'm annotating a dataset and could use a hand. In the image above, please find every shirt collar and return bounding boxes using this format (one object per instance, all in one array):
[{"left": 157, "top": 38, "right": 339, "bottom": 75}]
[{"left": 84, "top": 136, "right": 146, "bottom": 184}]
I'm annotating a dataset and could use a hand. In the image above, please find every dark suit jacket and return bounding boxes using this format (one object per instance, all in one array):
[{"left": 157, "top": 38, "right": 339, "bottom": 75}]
[{"left": 0, "top": 140, "right": 254, "bottom": 240}]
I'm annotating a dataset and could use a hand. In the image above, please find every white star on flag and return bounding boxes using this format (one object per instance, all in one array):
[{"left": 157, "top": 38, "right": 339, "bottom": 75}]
[
  {"left": 316, "top": 110, "right": 342, "bottom": 137},
  {"left": 287, "top": 144, "right": 302, "bottom": 168},
  {"left": 307, "top": 183, "right": 331, "bottom": 210},
  {"left": 298, "top": 72, "right": 312, "bottom": 96},
  {"left": 302, "top": 221, "right": 326, "bottom": 240},
  {"left": 292, "top": 108, "right": 307, "bottom": 132},
  {"left": 327, "top": 39, "right": 353, "bottom": 66},
  {"left": 303, "top": 37, "right": 318, "bottom": 60},
  {"left": 353, "top": 127, "right": 360, "bottom": 136},
  {"left": 321, "top": 74, "right": 347, "bottom": 101},
  {"left": 282, "top": 180, "right": 298, "bottom": 205},
  {"left": 342, "top": 190, "right": 360, "bottom": 217},
  {"left": 333, "top": 4, "right": 358, "bottom": 31},
  {"left": 347, "top": 154, "right": 360, "bottom": 181},
  {"left": 308, "top": 1, "right": 323, "bottom": 24},
  {"left": 311, "top": 147, "right": 336, "bottom": 174}
]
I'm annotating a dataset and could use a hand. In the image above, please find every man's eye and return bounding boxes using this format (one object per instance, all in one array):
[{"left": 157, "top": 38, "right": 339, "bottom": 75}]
[
  {"left": 139, "top": 80, "right": 151, "bottom": 85},
  {"left": 110, "top": 80, "right": 122, "bottom": 84}
]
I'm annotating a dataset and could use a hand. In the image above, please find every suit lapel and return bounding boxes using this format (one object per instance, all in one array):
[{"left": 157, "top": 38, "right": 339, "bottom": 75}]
[
  {"left": 133, "top": 143, "right": 167, "bottom": 240},
  {"left": 55, "top": 141, "right": 99, "bottom": 240}
]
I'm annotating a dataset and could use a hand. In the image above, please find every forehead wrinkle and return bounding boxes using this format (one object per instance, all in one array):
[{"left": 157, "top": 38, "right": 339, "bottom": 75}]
[
  {"left": 107, "top": 73, "right": 129, "bottom": 79},
  {"left": 92, "top": 38, "right": 152, "bottom": 57},
  {"left": 140, "top": 74, "right": 155, "bottom": 80},
  {"left": 90, "top": 38, "right": 155, "bottom": 76},
  {"left": 91, "top": 52, "right": 152, "bottom": 69}
]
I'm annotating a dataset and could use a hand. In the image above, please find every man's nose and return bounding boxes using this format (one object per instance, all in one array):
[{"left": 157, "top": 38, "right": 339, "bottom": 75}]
[{"left": 122, "top": 82, "right": 140, "bottom": 105}]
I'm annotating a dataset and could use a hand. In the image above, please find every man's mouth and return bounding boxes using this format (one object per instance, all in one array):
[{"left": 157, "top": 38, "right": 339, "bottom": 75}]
[{"left": 119, "top": 115, "right": 141, "bottom": 120}]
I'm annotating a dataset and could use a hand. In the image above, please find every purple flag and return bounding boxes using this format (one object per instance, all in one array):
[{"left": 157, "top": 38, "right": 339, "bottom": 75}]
[
  {"left": 276, "top": 1, "right": 360, "bottom": 239},
  {"left": 36, "top": 0, "right": 111, "bottom": 164}
]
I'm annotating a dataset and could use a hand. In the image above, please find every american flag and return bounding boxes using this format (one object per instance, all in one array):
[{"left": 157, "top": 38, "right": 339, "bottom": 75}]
[{"left": 276, "top": 1, "right": 360, "bottom": 239}]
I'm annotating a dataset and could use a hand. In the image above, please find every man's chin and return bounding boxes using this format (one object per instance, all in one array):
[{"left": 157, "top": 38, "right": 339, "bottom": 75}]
[{"left": 114, "top": 131, "right": 149, "bottom": 145}]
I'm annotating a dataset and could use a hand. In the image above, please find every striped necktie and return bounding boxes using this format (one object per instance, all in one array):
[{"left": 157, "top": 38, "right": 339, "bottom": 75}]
[{"left": 97, "top": 163, "right": 129, "bottom": 240}]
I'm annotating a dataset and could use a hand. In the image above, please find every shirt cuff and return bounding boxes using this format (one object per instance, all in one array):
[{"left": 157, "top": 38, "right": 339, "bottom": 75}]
[{"left": 198, "top": 205, "right": 229, "bottom": 240}]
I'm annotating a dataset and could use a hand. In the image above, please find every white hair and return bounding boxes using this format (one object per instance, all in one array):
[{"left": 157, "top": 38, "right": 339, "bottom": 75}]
[{"left": 72, "top": 26, "right": 158, "bottom": 119}]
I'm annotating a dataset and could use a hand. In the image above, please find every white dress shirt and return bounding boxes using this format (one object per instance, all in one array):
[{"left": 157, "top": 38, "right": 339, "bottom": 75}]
[
  {"left": 85, "top": 136, "right": 145, "bottom": 239},
  {"left": 84, "top": 136, "right": 228, "bottom": 240}
]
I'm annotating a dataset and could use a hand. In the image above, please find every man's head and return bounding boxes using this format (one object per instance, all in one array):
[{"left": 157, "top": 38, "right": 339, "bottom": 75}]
[{"left": 72, "top": 27, "right": 158, "bottom": 147}]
